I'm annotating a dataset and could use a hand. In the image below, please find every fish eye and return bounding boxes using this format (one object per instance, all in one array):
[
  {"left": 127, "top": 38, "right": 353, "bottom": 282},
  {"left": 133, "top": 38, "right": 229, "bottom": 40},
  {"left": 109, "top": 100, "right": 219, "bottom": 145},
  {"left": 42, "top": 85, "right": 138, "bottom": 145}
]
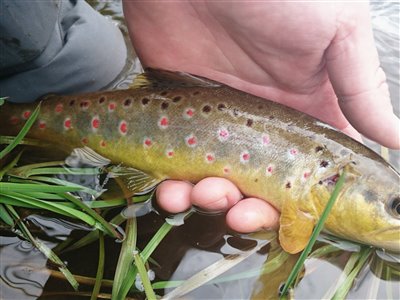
[{"left": 387, "top": 196, "right": 400, "bottom": 219}]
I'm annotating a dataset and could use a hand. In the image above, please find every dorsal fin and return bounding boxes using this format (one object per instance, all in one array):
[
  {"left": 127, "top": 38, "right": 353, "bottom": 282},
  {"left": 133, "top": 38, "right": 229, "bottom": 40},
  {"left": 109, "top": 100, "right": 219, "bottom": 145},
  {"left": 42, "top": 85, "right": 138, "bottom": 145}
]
[{"left": 130, "top": 68, "right": 221, "bottom": 89}]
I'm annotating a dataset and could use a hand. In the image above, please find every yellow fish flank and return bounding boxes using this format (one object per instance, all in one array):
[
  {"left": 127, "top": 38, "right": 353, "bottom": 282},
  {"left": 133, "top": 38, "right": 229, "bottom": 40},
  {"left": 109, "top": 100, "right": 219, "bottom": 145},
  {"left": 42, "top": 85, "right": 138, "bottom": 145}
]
[{"left": 1, "top": 70, "right": 399, "bottom": 254}]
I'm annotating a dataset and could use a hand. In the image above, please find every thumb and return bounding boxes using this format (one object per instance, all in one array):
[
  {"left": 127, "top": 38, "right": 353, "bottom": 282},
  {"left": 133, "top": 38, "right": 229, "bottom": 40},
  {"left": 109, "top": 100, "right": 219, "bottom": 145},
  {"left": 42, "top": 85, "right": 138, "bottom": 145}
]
[{"left": 326, "top": 3, "right": 400, "bottom": 149}]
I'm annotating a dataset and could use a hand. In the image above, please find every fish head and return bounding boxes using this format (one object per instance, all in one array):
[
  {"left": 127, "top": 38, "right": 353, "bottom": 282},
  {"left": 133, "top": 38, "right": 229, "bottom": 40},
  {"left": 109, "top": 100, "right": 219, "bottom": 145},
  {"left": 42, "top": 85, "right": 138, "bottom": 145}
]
[{"left": 319, "top": 160, "right": 400, "bottom": 253}]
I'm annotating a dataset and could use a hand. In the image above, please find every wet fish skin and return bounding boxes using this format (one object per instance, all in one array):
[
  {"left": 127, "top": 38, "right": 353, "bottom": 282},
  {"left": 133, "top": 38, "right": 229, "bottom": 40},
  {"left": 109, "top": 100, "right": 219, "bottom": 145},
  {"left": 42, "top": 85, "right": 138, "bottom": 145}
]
[{"left": 1, "top": 70, "right": 399, "bottom": 253}]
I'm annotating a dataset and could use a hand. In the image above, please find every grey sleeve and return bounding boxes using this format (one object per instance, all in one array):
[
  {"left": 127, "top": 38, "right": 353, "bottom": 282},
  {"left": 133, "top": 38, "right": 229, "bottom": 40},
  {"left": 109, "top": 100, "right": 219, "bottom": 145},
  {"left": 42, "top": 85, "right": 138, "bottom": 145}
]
[{"left": 0, "top": 0, "right": 127, "bottom": 103}]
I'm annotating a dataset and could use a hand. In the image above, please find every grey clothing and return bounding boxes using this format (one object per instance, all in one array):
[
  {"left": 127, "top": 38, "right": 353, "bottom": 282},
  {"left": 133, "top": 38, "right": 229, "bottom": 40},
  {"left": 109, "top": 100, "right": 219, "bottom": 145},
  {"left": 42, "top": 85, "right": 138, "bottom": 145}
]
[{"left": 0, "top": 0, "right": 127, "bottom": 102}]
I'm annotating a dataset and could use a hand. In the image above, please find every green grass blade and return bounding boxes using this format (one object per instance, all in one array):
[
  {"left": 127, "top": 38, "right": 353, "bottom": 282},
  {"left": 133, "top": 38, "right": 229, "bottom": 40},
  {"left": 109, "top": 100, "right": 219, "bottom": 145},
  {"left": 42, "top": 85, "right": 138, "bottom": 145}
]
[
  {"left": 5, "top": 204, "right": 79, "bottom": 290},
  {"left": 0, "top": 182, "right": 82, "bottom": 193},
  {"left": 133, "top": 250, "right": 157, "bottom": 300},
  {"left": 0, "top": 103, "right": 40, "bottom": 159},
  {"left": 30, "top": 176, "right": 101, "bottom": 196},
  {"left": 332, "top": 247, "right": 372, "bottom": 299},
  {"left": 91, "top": 231, "right": 105, "bottom": 300},
  {"left": 113, "top": 217, "right": 137, "bottom": 300},
  {"left": 118, "top": 221, "right": 173, "bottom": 298},
  {"left": 11, "top": 165, "right": 102, "bottom": 178},
  {"left": 0, "top": 203, "right": 15, "bottom": 226},
  {"left": 0, "top": 151, "right": 23, "bottom": 181},
  {"left": 322, "top": 249, "right": 361, "bottom": 299},
  {"left": 0, "top": 191, "right": 97, "bottom": 226},
  {"left": 61, "top": 192, "right": 120, "bottom": 238},
  {"left": 280, "top": 170, "right": 347, "bottom": 297}
]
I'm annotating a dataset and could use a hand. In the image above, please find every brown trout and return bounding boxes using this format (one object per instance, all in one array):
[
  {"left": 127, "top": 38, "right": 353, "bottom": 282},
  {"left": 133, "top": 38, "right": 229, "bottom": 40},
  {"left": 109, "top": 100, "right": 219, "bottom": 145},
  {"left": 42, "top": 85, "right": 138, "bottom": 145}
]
[{"left": 1, "top": 70, "right": 399, "bottom": 254}]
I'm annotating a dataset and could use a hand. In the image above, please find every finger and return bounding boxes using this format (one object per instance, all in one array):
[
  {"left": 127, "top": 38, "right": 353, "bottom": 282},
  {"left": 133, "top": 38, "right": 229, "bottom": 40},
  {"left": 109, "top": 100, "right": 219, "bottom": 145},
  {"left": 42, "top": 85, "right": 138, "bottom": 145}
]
[
  {"left": 226, "top": 198, "right": 280, "bottom": 232},
  {"left": 156, "top": 180, "right": 193, "bottom": 213},
  {"left": 190, "top": 177, "right": 243, "bottom": 211},
  {"left": 326, "top": 3, "right": 400, "bottom": 149}
]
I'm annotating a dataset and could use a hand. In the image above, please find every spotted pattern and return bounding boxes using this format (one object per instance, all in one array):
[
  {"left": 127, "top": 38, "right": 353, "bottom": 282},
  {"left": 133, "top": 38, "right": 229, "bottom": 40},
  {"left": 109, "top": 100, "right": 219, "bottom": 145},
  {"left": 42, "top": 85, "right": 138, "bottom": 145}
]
[
  {"left": 217, "top": 127, "right": 230, "bottom": 142},
  {"left": 119, "top": 120, "right": 128, "bottom": 135},
  {"left": 166, "top": 149, "right": 175, "bottom": 158},
  {"left": 108, "top": 102, "right": 116, "bottom": 112},
  {"left": 183, "top": 108, "right": 195, "bottom": 119},
  {"left": 23, "top": 110, "right": 31, "bottom": 119},
  {"left": 64, "top": 117, "right": 72, "bottom": 130},
  {"left": 144, "top": 137, "right": 153, "bottom": 148},
  {"left": 240, "top": 150, "right": 250, "bottom": 164},
  {"left": 205, "top": 153, "right": 215, "bottom": 163},
  {"left": 55, "top": 103, "right": 63, "bottom": 113},
  {"left": 158, "top": 116, "right": 169, "bottom": 129},
  {"left": 38, "top": 121, "right": 46, "bottom": 129},
  {"left": 185, "top": 134, "right": 197, "bottom": 147},
  {"left": 91, "top": 116, "right": 100, "bottom": 131}
]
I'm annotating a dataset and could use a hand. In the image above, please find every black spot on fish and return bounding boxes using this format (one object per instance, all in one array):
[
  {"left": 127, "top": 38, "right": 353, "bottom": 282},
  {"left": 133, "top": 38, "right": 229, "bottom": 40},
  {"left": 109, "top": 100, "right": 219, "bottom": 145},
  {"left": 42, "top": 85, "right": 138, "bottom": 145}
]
[
  {"left": 233, "top": 108, "right": 239, "bottom": 116},
  {"left": 80, "top": 101, "right": 89, "bottom": 108},
  {"left": 98, "top": 96, "right": 106, "bottom": 104},
  {"left": 202, "top": 105, "right": 212, "bottom": 113},
  {"left": 217, "top": 103, "right": 226, "bottom": 111},
  {"left": 193, "top": 91, "right": 200, "bottom": 96},
  {"left": 124, "top": 98, "right": 132, "bottom": 107},
  {"left": 286, "top": 182, "right": 291, "bottom": 189},
  {"left": 320, "top": 160, "right": 329, "bottom": 168},
  {"left": 246, "top": 119, "right": 254, "bottom": 127},
  {"left": 269, "top": 115, "right": 275, "bottom": 120},
  {"left": 69, "top": 100, "right": 75, "bottom": 106},
  {"left": 254, "top": 178, "right": 258, "bottom": 183},
  {"left": 315, "top": 146, "right": 324, "bottom": 153},
  {"left": 257, "top": 104, "right": 264, "bottom": 110},
  {"left": 172, "top": 96, "right": 182, "bottom": 103},
  {"left": 161, "top": 102, "right": 169, "bottom": 110},
  {"left": 142, "top": 98, "right": 150, "bottom": 105},
  {"left": 160, "top": 91, "right": 168, "bottom": 96}
]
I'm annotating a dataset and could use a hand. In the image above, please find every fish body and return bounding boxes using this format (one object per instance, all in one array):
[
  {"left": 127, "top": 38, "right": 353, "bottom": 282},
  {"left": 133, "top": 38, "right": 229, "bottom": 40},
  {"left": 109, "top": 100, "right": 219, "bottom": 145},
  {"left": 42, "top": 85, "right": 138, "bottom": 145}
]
[{"left": 1, "top": 70, "right": 399, "bottom": 253}]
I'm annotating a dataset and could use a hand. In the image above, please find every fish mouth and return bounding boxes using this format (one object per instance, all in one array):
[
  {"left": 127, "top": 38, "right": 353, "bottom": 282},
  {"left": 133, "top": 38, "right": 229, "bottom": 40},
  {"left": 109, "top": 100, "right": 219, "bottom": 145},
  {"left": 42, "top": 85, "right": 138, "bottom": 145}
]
[{"left": 366, "top": 226, "right": 400, "bottom": 253}]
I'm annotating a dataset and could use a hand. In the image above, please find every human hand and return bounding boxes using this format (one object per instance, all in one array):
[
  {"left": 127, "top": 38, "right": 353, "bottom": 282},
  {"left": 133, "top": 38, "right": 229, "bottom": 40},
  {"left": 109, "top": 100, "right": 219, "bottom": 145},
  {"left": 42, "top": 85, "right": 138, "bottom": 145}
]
[{"left": 123, "top": 1, "right": 399, "bottom": 232}]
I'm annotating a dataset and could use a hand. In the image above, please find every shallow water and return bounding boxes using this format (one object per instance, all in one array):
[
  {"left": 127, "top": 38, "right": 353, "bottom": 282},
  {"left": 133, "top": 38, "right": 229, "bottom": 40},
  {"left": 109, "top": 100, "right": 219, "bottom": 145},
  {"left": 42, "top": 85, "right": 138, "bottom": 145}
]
[{"left": 1, "top": 1, "right": 399, "bottom": 299}]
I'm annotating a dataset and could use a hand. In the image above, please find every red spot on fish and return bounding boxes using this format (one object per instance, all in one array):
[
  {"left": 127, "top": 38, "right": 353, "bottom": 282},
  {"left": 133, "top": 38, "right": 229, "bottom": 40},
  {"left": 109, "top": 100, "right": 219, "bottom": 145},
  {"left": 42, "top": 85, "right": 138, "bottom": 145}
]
[
  {"left": 64, "top": 118, "right": 72, "bottom": 130},
  {"left": 38, "top": 121, "right": 46, "bottom": 129},
  {"left": 262, "top": 134, "right": 270, "bottom": 145},
  {"left": 218, "top": 127, "right": 230, "bottom": 141},
  {"left": 91, "top": 117, "right": 100, "bottom": 129},
  {"left": 23, "top": 111, "right": 31, "bottom": 119},
  {"left": 303, "top": 171, "right": 311, "bottom": 180},
  {"left": 205, "top": 153, "right": 215, "bottom": 163},
  {"left": 223, "top": 166, "right": 231, "bottom": 174},
  {"left": 289, "top": 148, "right": 298, "bottom": 156},
  {"left": 100, "top": 140, "right": 106, "bottom": 147},
  {"left": 159, "top": 116, "right": 169, "bottom": 129},
  {"left": 240, "top": 151, "right": 250, "bottom": 163},
  {"left": 144, "top": 138, "right": 153, "bottom": 148},
  {"left": 82, "top": 137, "right": 88, "bottom": 144},
  {"left": 10, "top": 116, "right": 19, "bottom": 125},
  {"left": 108, "top": 102, "right": 116, "bottom": 112},
  {"left": 119, "top": 120, "right": 127, "bottom": 135},
  {"left": 183, "top": 108, "right": 195, "bottom": 119},
  {"left": 166, "top": 149, "right": 174, "bottom": 158},
  {"left": 266, "top": 164, "right": 275, "bottom": 176},
  {"left": 55, "top": 103, "right": 63, "bottom": 113},
  {"left": 185, "top": 134, "right": 197, "bottom": 147}
]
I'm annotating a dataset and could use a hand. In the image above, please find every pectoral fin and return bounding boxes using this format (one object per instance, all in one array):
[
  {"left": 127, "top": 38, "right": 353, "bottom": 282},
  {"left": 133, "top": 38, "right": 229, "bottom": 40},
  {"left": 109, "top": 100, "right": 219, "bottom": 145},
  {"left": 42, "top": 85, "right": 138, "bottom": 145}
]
[{"left": 279, "top": 200, "right": 315, "bottom": 254}]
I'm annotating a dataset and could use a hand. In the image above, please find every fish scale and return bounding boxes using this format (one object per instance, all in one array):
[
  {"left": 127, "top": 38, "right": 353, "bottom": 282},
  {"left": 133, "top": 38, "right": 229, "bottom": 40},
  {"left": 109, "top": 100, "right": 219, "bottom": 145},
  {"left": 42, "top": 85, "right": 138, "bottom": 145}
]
[{"left": 1, "top": 69, "right": 399, "bottom": 254}]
